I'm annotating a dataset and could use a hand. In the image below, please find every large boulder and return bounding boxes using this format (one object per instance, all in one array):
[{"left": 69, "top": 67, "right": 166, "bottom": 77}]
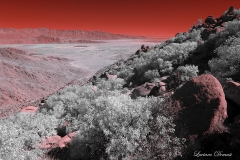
[
  {"left": 172, "top": 74, "right": 227, "bottom": 138},
  {"left": 222, "top": 81, "right": 240, "bottom": 106},
  {"left": 222, "top": 81, "right": 240, "bottom": 122}
]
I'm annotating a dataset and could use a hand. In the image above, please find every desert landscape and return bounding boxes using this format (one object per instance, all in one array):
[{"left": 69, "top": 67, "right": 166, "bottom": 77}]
[
  {"left": 2, "top": 1, "right": 240, "bottom": 160},
  {"left": 0, "top": 37, "right": 159, "bottom": 114}
]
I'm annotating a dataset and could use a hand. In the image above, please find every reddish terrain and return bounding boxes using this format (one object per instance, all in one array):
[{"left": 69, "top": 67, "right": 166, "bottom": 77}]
[
  {"left": 0, "top": 47, "right": 90, "bottom": 115},
  {"left": 0, "top": 28, "right": 144, "bottom": 44}
]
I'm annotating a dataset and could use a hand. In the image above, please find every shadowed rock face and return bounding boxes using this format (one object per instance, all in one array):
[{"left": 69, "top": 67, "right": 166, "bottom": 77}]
[
  {"left": 222, "top": 81, "right": 240, "bottom": 122},
  {"left": 222, "top": 81, "right": 240, "bottom": 106},
  {"left": 172, "top": 74, "right": 227, "bottom": 138}
]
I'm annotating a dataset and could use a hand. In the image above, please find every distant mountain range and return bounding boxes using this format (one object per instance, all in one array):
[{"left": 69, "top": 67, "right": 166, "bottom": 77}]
[{"left": 0, "top": 28, "right": 145, "bottom": 44}]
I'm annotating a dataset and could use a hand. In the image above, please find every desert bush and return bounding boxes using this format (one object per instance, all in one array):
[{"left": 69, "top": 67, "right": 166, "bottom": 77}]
[
  {"left": 151, "top": 58, "right": 173, "bottom": 74},
  {"left": 159, "top": 42, "right": 197, "bottom": 62},
  {"left": 208, "top": 33, "right": 218, "bottom": 40},
  {"left": 224, "top": 20, "right": 240, "bottom": 35},
  {"left": 68, "top": 94, "right": 185, "bottom": 160},
  {"left": 153, "top": 41, "right": 167, "bottom": 51},
  {"left": 173, "top": 29, "right": 202, "bottom": 43},
  {"left": 108, "top": 41, "right": 197, "bottom": 86},
  {"left": 187, "top": 29, "right": 202, "bottom": 42},
  {"left": 209, "top": 40, "right": 240, "bottom": 80},
  {"left": 215, "top": 30, "right": 231, "bottom": 47},
  {"left": 174, "top": 33, "right": 186, "bottom": 43},
  {"left": 44, "top": 79, "right": 127, "bottom": 128},
  {"left": 132, "top": 56, "right": 151, "bottom": 74},
  {"left": 117, "top": 68, "right": 134, "bottom": 79},
  {"left": 0, "top": 113, "right": 59, "bottom": 160},
  {"left": 140, "top": 69, "right": 160, "bottom": 82},
  {"left": 96, "top": 78, "right": 125, "bottom": 91},
  {"left": 45, "top": 85, "right": 95, "bottom": 108},
  {"left": 42, "top": 78, "right": 185, "bottom": 160},
  {"left": 176, "top": 65, "right": 199, "bottom": 81},
  {"left": 186, "top": 28, "right": 237, "bottom": 74}
]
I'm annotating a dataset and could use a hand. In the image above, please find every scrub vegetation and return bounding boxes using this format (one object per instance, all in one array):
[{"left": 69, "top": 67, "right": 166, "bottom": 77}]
[{"left": 1, "top": 8, "right": 240, "bottom": 160}]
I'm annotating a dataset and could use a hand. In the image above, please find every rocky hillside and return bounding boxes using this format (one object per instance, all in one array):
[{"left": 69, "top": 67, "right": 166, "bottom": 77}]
[
  {"left": 1, "top": 6, "right": 240, "bottom": 160},
  {"left": 93, "top": 6, "right": 240, "bottom": 159},
  {"left": 0, "top": 28, "right": 144, "bottom": 44}
]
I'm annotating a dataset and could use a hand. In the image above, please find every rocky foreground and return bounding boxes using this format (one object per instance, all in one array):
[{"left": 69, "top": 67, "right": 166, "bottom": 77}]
[
  {"left": 18, "top": 68, "right": 240, "bottom": 159},
  {"left": 81, "top": 67, "right": 240, "bottom": 159}
]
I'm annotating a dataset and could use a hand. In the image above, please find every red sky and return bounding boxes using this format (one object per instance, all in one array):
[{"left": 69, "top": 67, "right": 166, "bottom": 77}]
[{"left": 1, "top": 0, "right": 240, "bottom": 38}]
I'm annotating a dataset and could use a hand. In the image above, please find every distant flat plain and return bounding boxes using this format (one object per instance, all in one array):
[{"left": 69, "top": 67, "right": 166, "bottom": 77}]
[
  {"left": 0, "top": 39, "right": 162, "bottom": 73},
  {"left": 0, "top": 39, "right": 164, "bottom": 109}
]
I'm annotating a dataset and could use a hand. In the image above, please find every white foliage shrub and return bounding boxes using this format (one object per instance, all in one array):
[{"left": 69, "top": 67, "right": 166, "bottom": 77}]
[
  {"left": 0, "top": 113, "right": 59, "bottom": 160},
  {"left": 176, "top": 65, "right": 199, "bottom": 81}
]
